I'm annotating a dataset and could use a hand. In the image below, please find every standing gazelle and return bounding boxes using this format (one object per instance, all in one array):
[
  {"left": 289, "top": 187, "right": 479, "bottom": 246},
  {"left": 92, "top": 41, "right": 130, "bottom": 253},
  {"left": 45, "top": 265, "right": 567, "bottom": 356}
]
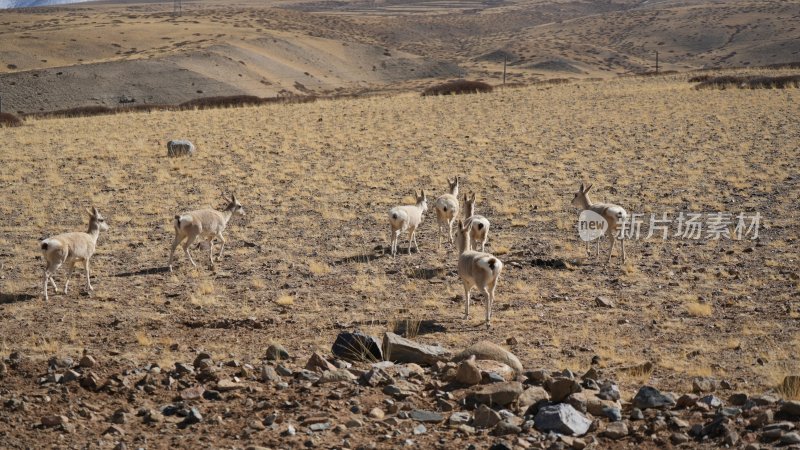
[
  {"left": 388, "top": 190, "right": 428, "bottom": 256},
  {"left": 169, "top": 193, "right": 245, "bottom": 271},
  {"left": 463, "top": 192, "right": 490, "bottom": 252},
  {"left": 434, "top": 176, "right": 460, "bottom": 248},
  {"left": 571, "top": 183, "right": 628, "bottom": 264},
  {"left": 454, "top": 220, "right": 503, "bottom": 325},
  {"left": 40, "top": 207, "right": 110, "bottom": 301}
]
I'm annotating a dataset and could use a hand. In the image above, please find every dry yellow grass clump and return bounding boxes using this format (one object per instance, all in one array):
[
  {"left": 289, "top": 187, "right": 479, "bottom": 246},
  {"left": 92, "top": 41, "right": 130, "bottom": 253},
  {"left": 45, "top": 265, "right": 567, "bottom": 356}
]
[{"left": 0, "top": 72, "right": 798, "bottom": 396}]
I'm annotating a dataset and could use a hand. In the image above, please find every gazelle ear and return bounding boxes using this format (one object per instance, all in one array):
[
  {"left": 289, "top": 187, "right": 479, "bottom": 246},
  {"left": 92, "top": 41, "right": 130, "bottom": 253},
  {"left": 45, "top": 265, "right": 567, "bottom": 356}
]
[
  {"left": 584, "top": 183, "right": 593, "bottom": 193},
  {"left": 421, "top": 189, "right": 426, "bottom": 199},
  {"left": 221, "top": 192, "right": 232, "bottom": 203},
  {"left": 579, "top": 183, "right": 585, "bottom": 192},
  {"left": 470, "top": 192, "right": 476, "bottom": 201},
  {"left": 86, "top": 207, "right": 94, "bottom": 217},
  {"left": 232, "top": 193, "right": 238, "bottom": 203}
]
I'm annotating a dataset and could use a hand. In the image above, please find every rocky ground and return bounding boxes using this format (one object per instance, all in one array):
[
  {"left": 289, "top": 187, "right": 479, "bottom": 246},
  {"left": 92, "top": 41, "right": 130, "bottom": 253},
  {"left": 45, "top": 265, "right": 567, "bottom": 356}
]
[{"left": 1, "top": 331, "right": 798, "bottom": 449}]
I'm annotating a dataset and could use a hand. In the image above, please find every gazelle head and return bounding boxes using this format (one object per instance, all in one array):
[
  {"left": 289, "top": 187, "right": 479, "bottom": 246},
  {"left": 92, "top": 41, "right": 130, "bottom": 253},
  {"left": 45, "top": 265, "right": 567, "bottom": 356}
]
[
  {"left": 223, "top": 193, "right": 246, "bottom": 216},
  {"left": 415, "top": 190, "right": 428, "bottom": 212},
  {"left": 571, "top": 183, "right": 592, "bottom": 209},
  {"left": 464, "top": 192, "right": 477, "bottom": 216},
  {"left": 87, "top": 206, "right": 109, "bottom": 232},
  {"left": 454, "top": 220, "right": 471, "bottom": 254},
  {"left": 448, "top": 176, "right": 460, "bottom": 196}
]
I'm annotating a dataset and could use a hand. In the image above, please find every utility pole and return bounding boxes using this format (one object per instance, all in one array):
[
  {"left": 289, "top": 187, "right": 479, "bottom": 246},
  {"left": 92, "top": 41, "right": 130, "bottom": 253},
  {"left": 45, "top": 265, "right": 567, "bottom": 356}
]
[
  {"left": 503, "top": 56, "right": 507, "bottom": 87},
  {"left": 655, "top": 51, "right": 659, "bottom": 74}
]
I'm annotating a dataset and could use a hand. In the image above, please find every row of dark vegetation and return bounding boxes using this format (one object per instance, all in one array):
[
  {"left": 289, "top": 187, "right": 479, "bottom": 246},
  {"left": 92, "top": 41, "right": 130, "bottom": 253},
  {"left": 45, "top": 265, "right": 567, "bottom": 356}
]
[
  {"left": 691, "top": 74, "right": 800, "bottom": 89},
  {"left": 0, "top": 112, "right": 23, "bottom": 128},
  {"left": 422, "top": 80, "right": 493, "bottom": 96}
]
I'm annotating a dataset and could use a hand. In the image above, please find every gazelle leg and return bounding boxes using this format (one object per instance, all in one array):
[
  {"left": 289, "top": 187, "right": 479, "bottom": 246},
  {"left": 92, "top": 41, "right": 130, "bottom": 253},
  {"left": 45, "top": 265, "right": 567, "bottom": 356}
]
[
  {"left": 463, "top": 282, "right": 471, "bottom": 320},
  {"left": 84, "top": 258, "right": 93, "bottom": 291}
]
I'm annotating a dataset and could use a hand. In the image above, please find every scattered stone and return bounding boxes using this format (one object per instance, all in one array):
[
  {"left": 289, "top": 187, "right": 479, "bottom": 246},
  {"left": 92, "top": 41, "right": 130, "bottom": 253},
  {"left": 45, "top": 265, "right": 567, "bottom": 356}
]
[
  {"left": 728, "top": 392, "right": 748, "bottom": 406},
  {"left": 382, "top": 380, "right": 421, "bottom": 399},
  {"left": 455, "top": 357, "right": 482, "bottom": 385},
  {"left": 103, "top": 425, "right": 125, "bottom": 436},
  {"left": 216, "top": 379, "right": 243, "bottom": 392},
  {"left": 409, "top": 410, "right": 444, "bottom": 423},
  {"left": 260, "top": 366, "right": 281, "bottom": 383},
  {"left": 476, "top": 360, "right": 516, "bottom": 382},
  {"left": 306, "top": 353, "right": 337, "bottom": 372},
  {"left": 632, "top": 386, "right": 676, "bottom": 410},
  {"left": 630, "top": 408, "right": 644, "bottom": 420},
  {"left": 676, "top": 393, "right": 699, "bottom": 408},
  {"left": 781, "top": 432, "right": 800, "bottom": 445},
  {"left": 181, "top": 408, "right": 203, "bottom": 426},
  {"left": 345, "top": 418, "right": 364, "bottom": 428},
  {"left": 452, "top": 341, "right": 523, "bottom": 376},
  {"left": 699, "top": 395, "right": 722, "bottom": 408},
  {"left": 526, "top": 369, "right": 550, "bottom": 385},
  {"left": 601, "top": 406, "right": 622, "bottom": 422},
  {"left": 360, "top": 367, "right": 394, "bottom": 387},
  {"left": 670, "top": 432, "right": 690, "bottom": 444},
  {"left": 474, "top": 404, "right": 502, "bottom": 428},
  {"left": 492, "top": 420, "right": 522, "bottom": 436},
  {"left": 534, "top": 404, "right": 592, "bottom": 436},
  {"left": 469, "top": 381, "right": 524, "bottom": 407},
  {"left": 316, "top": 368, "right": 356, "bottom": 384},
  {"left": 449, "top": 412, "right": 471, "bottom": 426},
  {"left": 413, "top": 424, "right": 427, "bottom": 435},
  {"left": 62, "top": 369, "right": 81, "bottom": 383},
  {"left": 193, "top": 352, "right": 213, "bottom": 369},
  {"left": 276, "top": 365, "right": 293, "bottom": 377},
  {"left": 603, "top": 421, "right": 629, "bottom": 439},
  {"left": 547, "top": 377, "right": 581, "bottom": 402},
  {"left": 598, "top": 382, "right": 620, "bottom": 401},
  {"left": 110, "top": 409, "right": 128, "bottom": 424},
  {"left": 457, "top": 424, "right": 476, "bottom": 435},
  {"left": 692, "top": 377, "right": 716, "bottom": 393},
  {"left": 368, "top": 408, "right": 385, "bottom": 420},
  {"left": 518, "top": 387, "right": 550, "bottom": 410},
  {"left": 332, "top": 331, "right": 383, "bottom": 362},
  {"left": 723, "top": 428, "right": 740, "bottom": 446},
  {"left": 383, "top": 332, "right": 450, "bottom": 365},
  {"left": 79, "top": 354, "right": 97, "bottom": 369},
  {"left": 48, "top": 356, "right": 74, "bottom": 370},
  {"left": 594, "top": 296, "right": 614, "bottom": 308},
  {"left": 309, "top": 422, "right": 330, "bottom": 432},
  {"left": 175, "top": 363, "right": 195, "bottom": 375},
  {"left": 781, "top": 400, "right": 800, "bottom": 417},
  {"left": 180, "top": 385, "right": 205, "bottom": 400},
  {"left": 41, "top": 415, "right": 69, "bottom": 427}
]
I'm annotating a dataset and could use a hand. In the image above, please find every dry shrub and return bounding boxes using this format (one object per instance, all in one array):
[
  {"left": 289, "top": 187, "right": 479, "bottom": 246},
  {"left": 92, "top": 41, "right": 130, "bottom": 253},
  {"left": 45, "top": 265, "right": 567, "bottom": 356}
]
[
  {"left": 0, "top": 112, "right": 23, "bottom": 127},
  {"left": 27, "top": 105, "right": 113, "bottom": 119},
  {"left": 179, "top": 95, "right": 316, "bottom": 110},
  {"left": 778, "top": 376, "right": 800, "bottom": 400},
  {"left": 422, "top": 80, "right": 493, "bottom": 96},
  {"left": 694, "top": 74, "right": 800, "bottom": 90}
]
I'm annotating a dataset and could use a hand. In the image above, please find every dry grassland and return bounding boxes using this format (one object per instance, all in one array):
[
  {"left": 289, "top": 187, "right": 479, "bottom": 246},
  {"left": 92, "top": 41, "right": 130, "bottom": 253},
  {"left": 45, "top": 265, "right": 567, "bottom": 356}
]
[{"left": 0, "top": 71, "right": 799, "bottom": 404}]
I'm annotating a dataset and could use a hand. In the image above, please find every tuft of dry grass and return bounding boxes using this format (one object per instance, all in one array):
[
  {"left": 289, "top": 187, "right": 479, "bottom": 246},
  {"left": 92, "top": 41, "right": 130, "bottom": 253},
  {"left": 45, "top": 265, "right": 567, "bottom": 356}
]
[
  {"left": 778, "top": 376, "right": 800, "bottom": 400},
  {"left": 686, "top": 302, "right": 713, "bottom": 317},
  {"left": 276, "top": 295, "right": 295, "bottom": 306},
  {"left": 308, "top": 260, "right": 331, "bottom": 276}
]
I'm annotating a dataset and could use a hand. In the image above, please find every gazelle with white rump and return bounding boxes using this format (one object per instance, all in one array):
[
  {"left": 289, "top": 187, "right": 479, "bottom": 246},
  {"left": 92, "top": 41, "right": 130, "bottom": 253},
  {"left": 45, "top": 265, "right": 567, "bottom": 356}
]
[
  {"left": 463, "top": 192, "right": 490, "bottom": 252},
  {"left": 433, "top": 176, "right": 460, "bottom": 248},
  {"left": 169, "top": 193, "right": 245, "bottom": 271},
  {"left": 388, "top": 190, "right": 428, "bottom": 256},
  {"left": 454, "top": 220, "right": 503, "bottom": 325},
  {"left": 571, "top": 182, "right": 628, "bottom": 264},
  {"left": 40, "top": 207, "right": 110, "bottom": 301}
]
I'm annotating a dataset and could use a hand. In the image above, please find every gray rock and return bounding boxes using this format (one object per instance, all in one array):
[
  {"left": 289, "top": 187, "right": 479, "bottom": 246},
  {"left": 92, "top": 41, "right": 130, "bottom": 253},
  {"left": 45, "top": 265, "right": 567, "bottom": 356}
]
[
  {"left": 630, "top": 408, "right": 644, "bottom": 420},
  {"left": 670, "top": 432, "right": 690, "bottom": 444},
  {"left": 308, "top": 422, "right": 330, "bottom": 432},
  {"left": 469, "top": 381, "right": 524, "bottom": 407},
  {"left": 332, "top": 332, "right": 383, "bottom": 363},
  {"left": 632, "top": 386, "right": 676, "bottom": 410},
  {"left": 41, "top": 415, "right": 69, "bottom": 427},
  {"left": 595, "top": 296, "right": 614, "bottom": 308},
  {"left": 602, "top": 406, "right": 622, "bottom": 422},
  {"left": 276, "top": 365, "right": 293, "bottom": 377},
  {"left": 492, "top": 420, "right": 522, "bottom": 436},
  {"left": 602, "top": 421, "right": 629, "bottom": 439},
  {"left": 382, "top": 380, "right": 421, "bottom": 399},
  {"left": 699, "top": 395, "right": 722, "bottom": 408},
  {"left": 62, "top": 369, "right": 81, "bottom": 383},
  {"left": 316, "top": 368, "right": 356, "bottom": 384},
  {"left": 782, "top": 400, "right": 800, "bottom": 417},
  {"left": 260, "top": 366, "right": 281, "bottom": 383},
  {"left": 79, "top": 355, "right": 97, "bottom": 369},
  {"left": 676, "top": 393, "right": 699, "bottom": 408},
  {"left": 305, "top": 352, "right": 337, "bottom": 372},
  {"left": 345, "top": 418, "right": 364, "bottom": 428},
  {"left": 449, "top": 411, "right": 471, "bottom": 426},
  {"left": 728, "top": 392, "right": 748, "bottom": 406},
  {"left": 598, "top": 382, "right": 620, "bottom": 401},
  {"left": 474, "top": 404, "right": 502, "bottom": 428},
  {"left": 413, "top": 424, "right": 427, "bottom": 435},
  {"left": 457, "top": 424, "right": 476, "bottom": 435},
  {"left": 383, "top": 332, "right": 450, "bottom": 365},
  {"left": 181, "top": 407, "right": 202, "bottom": 426},
  {"left": 547, "top": 377, "right": 581, "bottom": 403},
  {"left": 781, "top": 432, "right": 800, "bottom": 445},
  {"left": 180, "top": 385, "right": 205, "bottom": 400},
  {"left": 359, "top": 368, "right": 394, "bottom": 387},
  {"left": 519, "top": 387, "right": 550, "bottom": 410},
  {"left": 751, "top": 410, "right": 773, "bottom": 428},
  {"left": 409, "top": 410, "right": 444, "bottom": 423},
  {"left": 455, "top": 357, "right": 482, "bottom": 385},
  {"left": 534, "top": 404, "right": 592, "bottom": 436},
  {"left": 453, "top": 341, "right": 523, "bottom": 376},
  {"left": 750, "top": 394, "right": 779, "bottom": 406},
  {"left": 692, "top": 377, "right": 716, "bottom": 393},
  {"left": 265, "top": 344, "right": 290, "bottom": 361},
  {"left": 368, "top": 408, "right": 385, "bottom": 420},
  {"left": 526, "top": 369, "right": 550, "bottom": 385}
]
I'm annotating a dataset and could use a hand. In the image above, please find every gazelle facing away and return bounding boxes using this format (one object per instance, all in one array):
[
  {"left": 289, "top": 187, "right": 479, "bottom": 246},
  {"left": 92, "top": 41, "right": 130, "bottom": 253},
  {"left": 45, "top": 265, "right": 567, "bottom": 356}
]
[
  {"left": 40, "top": 207, "right": 109, "bottom": 301},
  {"left": 169, "top": 193, "right": 245, "bottom": 271},
  {"left": 454, "top": 220, "right": 503, "bottom": 325},
  {"left": 571, "top": 183, "right": 628, "bottom": 264},
  {"left": 434, "top": 176, "right": 460, "bottom": 248},
  {"left": 388, "top": 190, "right": 428, "bottom": 256},
  {"left": 463, "top": 192, "right": 491, "bottom": 252}
]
